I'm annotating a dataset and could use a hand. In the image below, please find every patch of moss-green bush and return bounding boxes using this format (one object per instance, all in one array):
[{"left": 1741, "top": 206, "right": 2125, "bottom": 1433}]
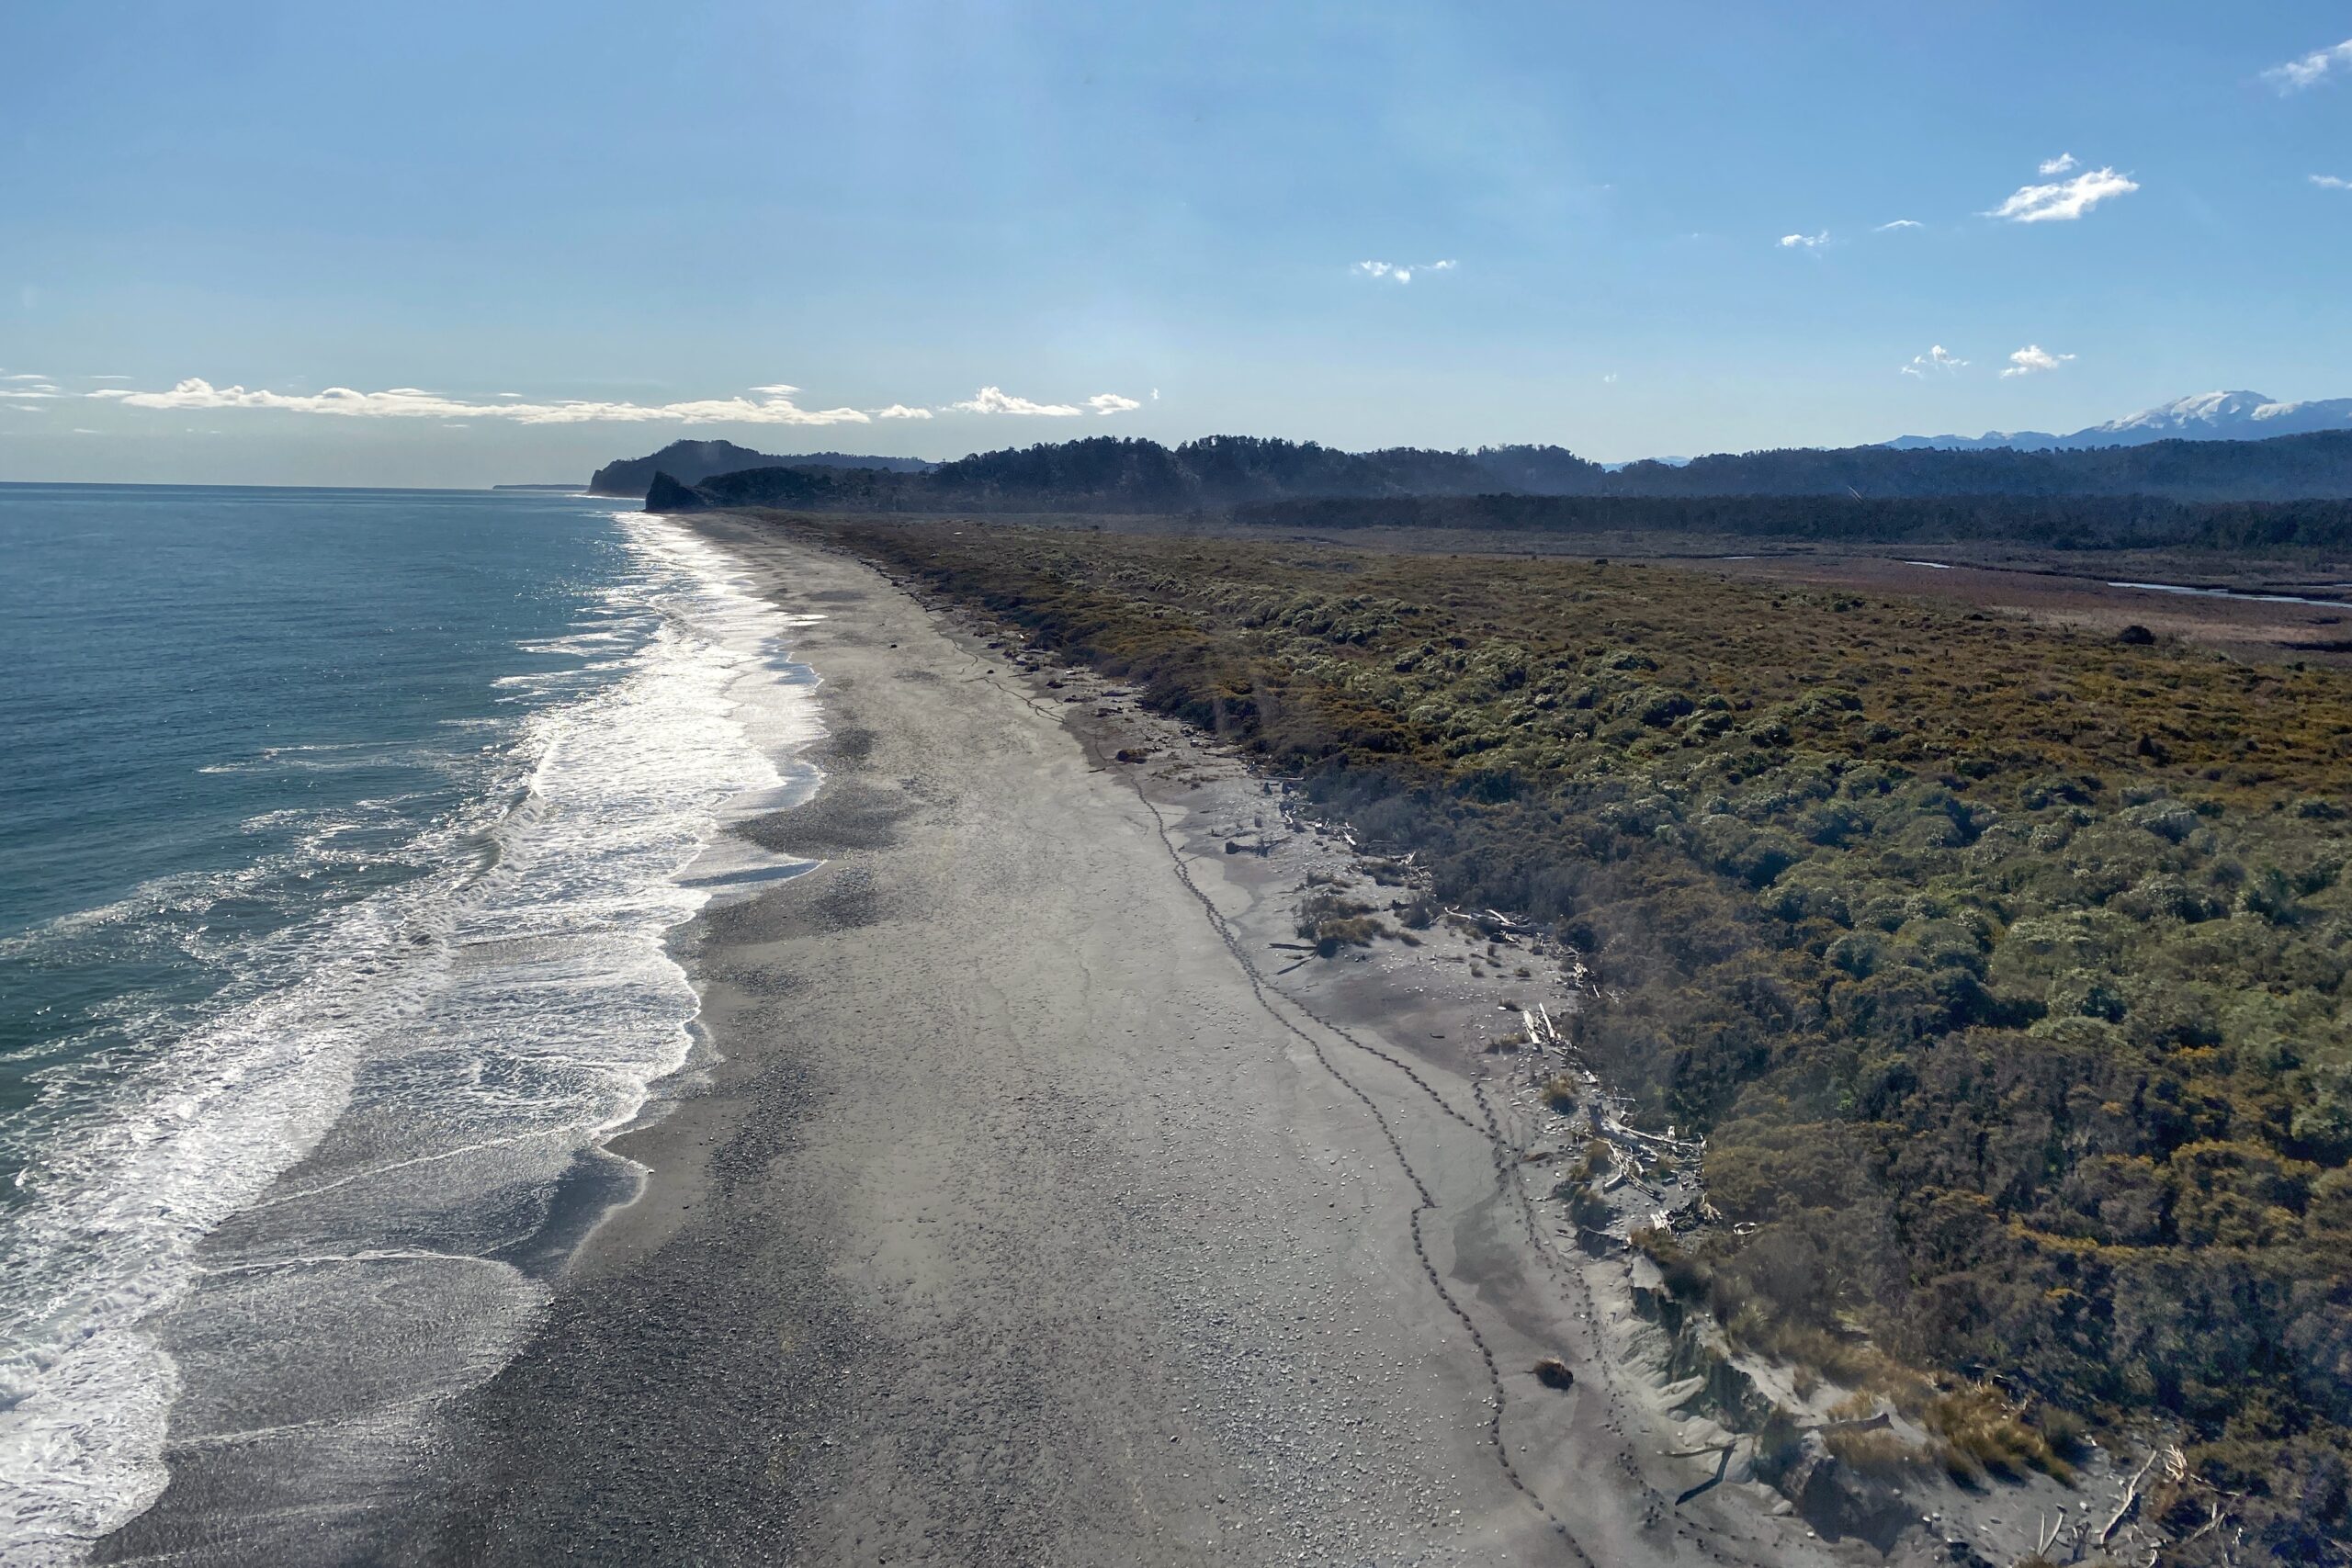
[{"left": 780, "top": 513, "right": 2352, "bottom": 1561}]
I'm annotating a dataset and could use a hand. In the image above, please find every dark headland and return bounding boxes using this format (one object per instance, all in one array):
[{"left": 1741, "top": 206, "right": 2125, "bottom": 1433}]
[{"left": 586, "top": 439, "right": 933, "bottom": 497}]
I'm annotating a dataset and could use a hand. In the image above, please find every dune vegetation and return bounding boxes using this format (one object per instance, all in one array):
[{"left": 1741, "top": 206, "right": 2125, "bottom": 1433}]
[{"left": 777, "top": 513, "right": 2352, "bottom": 1559}]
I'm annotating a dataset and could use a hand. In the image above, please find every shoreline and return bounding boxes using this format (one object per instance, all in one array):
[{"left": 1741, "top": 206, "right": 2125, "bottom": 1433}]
[
  {"left": 75, "top": 504, "right": 814, "bottom": 1568},
  {"left": 416, "top": 513, "right": 1867, "bottom": 1566}
]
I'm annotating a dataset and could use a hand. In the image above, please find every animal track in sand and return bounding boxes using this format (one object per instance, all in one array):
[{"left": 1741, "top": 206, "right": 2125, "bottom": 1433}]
[{"left": 1111, "top": 765, "right": 1597, "bottom": 1566}]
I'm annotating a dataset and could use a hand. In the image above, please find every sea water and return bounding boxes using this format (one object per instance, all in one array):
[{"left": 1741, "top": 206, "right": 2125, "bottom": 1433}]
[{"left": 0, "top": 485, "right": 818, "bottom": 1561}]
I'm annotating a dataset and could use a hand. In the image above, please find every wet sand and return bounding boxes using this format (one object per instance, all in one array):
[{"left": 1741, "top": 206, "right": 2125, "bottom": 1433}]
[{"left": 422, "top": 517, "right": 1849, "bottom": 1567}]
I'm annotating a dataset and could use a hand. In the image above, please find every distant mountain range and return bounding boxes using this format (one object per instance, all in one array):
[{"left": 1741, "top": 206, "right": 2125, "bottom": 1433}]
[
  {"left": 587, "top": 440, "right": 934, "bottom": 496},
  {"left": 1885, "top": 390, "right": 2352, "bottom": 452}
]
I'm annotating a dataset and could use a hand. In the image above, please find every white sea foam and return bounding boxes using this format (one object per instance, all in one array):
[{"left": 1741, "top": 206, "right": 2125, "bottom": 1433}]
[{"left": 0, "top": 511, "right": 820, "bottom": 1561}]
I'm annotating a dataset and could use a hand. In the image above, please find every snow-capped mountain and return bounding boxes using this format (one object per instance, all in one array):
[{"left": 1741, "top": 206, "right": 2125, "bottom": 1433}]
[{"left": 1884, "top": 390, "right": 2352, "bottom": 451}]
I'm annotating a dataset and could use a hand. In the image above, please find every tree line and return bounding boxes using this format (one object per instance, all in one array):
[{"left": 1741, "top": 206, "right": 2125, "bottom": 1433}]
[{"left": 646, "top": 429, "right": 2352, "bottom": 514}]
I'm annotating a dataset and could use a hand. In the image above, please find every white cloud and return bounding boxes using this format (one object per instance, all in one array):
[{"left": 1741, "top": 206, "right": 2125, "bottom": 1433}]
[
  {"left": 2313, "top": 174, "right": 2352, "bottom": 191},
  {"left": 1874, "top": 219, "right": 1923, "bottom": 231},
  {"left": 1778, "top": 231, "right": 1830, "bottom": 248},
  {"left": 90, "top": 378, "right": 875, "bottom": 425},
  {"left": 2000, "top": 344, "right": 2075, "bottom": 378},
  {"left": 945, "top": 385, "right": 1149, "bottom": 417},
  {"left": 1601, "top": 372, "right": 1620, "bottom": 385},
  {"left": 85, "top": 374, "right": 131, "bottom": 381},
  {"left": 1986, "top": 164, "right": 2138, "bottom": 223},
  {"left": 946, "top": 387, "right": 1080, "bottom": 416},
  {"left": 748, "top": 383, "right": 799, "bottom": 395},
  {"left": 2265, "top": 38, "right": 2352, "bottom": 93},
  {"left": 1351, "top": 258, "right": 1458, "bottom": 284},
  {"left": 939, "top": 387, "right": 1139, "bottom": 417},
  {"left": 2039, "top": 152, "right": 2079, "bottom": 175},
  {"left": 1901, "top": 344, "right": 1968, "bottom": 378},
  {"left": 870, "top": 403, "right": 934, "bottom": 419},
  {"left": 0, "top": 372, "right": 47, "bottom": 382}
]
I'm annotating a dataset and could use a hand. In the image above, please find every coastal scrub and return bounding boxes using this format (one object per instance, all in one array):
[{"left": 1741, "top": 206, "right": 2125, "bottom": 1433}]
[{"left": 775, "top": 513, "right": 2352, "bottom": 1562}]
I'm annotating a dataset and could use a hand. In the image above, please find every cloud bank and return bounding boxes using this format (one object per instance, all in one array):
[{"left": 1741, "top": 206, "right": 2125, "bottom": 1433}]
[
  {"left": 2000, "top": 344, "right": 2075, "bottom": 378},
  {"left": 93, "top": 379, "right": 877, "bottom": 425},
  {"left": 85, "top": 378, "right": 1144, "bottom": 425},
  {"left": 1986, "top": 165, "right": 2138, "bottom": 222}
]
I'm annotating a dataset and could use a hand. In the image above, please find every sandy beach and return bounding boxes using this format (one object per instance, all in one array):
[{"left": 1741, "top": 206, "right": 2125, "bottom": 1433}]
[{"left": 418, "top": 515, "right": 1862, "bottom": 1567}]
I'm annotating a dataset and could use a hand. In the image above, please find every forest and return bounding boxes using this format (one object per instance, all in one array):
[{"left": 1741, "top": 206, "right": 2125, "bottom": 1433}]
[
  {"left": 1227, "top": 492, "right": 2352, "bottom": 550},
  {"left": 643, "top": 427, "right": 2352, "bottom": 514},
  {"left": 758, "top": 513, "right": 2352, "bottom": 1564}
]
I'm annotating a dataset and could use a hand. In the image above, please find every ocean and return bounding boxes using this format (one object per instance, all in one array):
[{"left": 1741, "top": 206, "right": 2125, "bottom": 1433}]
[{"left": 0, "top": 485, "right": 819, "bottom": 1561}]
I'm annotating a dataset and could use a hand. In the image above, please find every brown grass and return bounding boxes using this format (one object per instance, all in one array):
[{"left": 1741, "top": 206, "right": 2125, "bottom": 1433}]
[{"left": 1924, "top": 1385, "right": 2075, "bottom": 1484}]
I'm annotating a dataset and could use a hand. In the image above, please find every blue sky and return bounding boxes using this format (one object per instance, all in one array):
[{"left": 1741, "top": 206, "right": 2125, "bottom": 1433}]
[{"left": 3, "top": 1, "right": 2349, "bottom": 485}]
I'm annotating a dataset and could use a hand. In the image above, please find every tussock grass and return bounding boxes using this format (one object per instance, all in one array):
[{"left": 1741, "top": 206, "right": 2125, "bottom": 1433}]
[
  {"left": 1924, "top": 1385, "right": 2074, "bottom": 1484},
  {"left": 1295, "top": 891, "right": 1386, "bottom": 954}
]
